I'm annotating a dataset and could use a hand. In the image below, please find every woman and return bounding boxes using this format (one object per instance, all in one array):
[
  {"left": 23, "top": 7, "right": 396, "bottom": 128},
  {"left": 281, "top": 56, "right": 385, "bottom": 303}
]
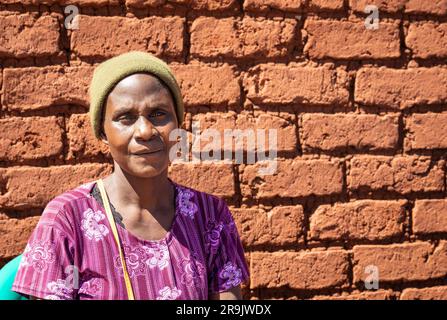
[{"left": 12, "top": 51, "right": 249, "bottom": 300}]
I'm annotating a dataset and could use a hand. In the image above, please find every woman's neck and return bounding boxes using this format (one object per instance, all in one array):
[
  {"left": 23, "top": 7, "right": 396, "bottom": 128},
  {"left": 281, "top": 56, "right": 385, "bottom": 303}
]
[{"left": 102, "top": 165, "right": 174, "bottom": 215}]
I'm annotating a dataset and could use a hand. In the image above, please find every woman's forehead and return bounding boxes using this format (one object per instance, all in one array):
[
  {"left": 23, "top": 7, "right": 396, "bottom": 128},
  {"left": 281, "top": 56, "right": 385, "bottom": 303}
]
[
  {"left": 112, "top": 73, "right": 166, "bottom": 94},
  {"left": 107, "top": 73, "right": 173, "bottom": 106}
]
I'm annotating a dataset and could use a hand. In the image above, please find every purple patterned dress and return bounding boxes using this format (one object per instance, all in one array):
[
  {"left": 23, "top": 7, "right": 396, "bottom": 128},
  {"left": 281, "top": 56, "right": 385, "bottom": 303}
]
[{"left": 12, "top": 179, "right": 249, "bottom": 300}]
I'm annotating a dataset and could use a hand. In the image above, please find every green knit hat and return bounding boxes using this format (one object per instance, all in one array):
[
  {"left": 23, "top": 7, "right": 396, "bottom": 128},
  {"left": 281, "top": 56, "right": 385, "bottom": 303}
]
[{"left": 89, "top": 51, "right": 184, "bottom": 139}]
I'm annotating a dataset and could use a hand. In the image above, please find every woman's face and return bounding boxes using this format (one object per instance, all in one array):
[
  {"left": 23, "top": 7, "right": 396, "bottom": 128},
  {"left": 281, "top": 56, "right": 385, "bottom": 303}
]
[{"left": 101, "top": 73, "right": 178, "bottom": 178}]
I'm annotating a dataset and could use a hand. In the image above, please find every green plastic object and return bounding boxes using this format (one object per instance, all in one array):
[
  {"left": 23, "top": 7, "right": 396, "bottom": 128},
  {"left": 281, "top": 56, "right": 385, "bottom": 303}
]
[{"left": 0, "top": 255, "right": 28, "bottom": 300}]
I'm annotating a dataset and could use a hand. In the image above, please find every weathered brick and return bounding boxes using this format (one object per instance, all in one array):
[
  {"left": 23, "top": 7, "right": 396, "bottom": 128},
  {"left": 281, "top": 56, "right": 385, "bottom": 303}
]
[
  {"left": 353, "top": 241, "right": 447, "bottom": 283},
  {"left": 193, "top": 112, "right": 298, "bottom": 154},
  {"left": 0, "top": 117, "right": 64, "bottom": 161},
  {"left": 251, "top": 250, "right": 349, "bottom": 289},
  {"left": 244, "top": 64, "right": 349, "bottom": 105},
  {"left": 67, "top": 113, "right": 110, "bottom": 160},
  {"left": 350, "top": 0, "right": 405, "bottom": 13},
  {"left": 310, "top": 200, "right": 406, "bottom": 241},
  {"left": 2, "top": 66, "right": 92, "bottom": 111},
  {"left": 305, "top": 20, "right": 400, "bottom": 60},
  {"left": 126, "top": 0, "right": 238, "bottom": 10},
  {"left": 413, "top": 199, "right": 447, "bottom": 234},
  {"left": 313, "top": 289, "right": 394, "bottom": 300},
  {"left": 405, "top": 113, "right": 447, "bottom": 150},
  {"left": 351, "top": 0, "right": 447, "bottom": 15},
  {"left": 232, "top": 205, "right": 305, "bottom": 246},
  {"left": 400, "top": 286, "right": 447, "bottom": 300},
  {"left": 355, "top": 67, "right": 447, "bottom": 109},
  {"left": 0, "top": 164, "right": 112, "bottom": 209},
  {"left": 241, "top": 158, "right": 343, "bottom": 198},
  {"left": 348, "top": 156, "right": 445, "bottom": 194},
  {"left": 0, "top": 14, "right": 60, "bottom": 58},
  {"left": 243, "top": 0, "right": 303, "bottom": 12},
  {"left": 171, "top": 63, "right": 240, "bottom": 107},
  {"left": 0, "top": 216, "right": 40, "bottom": 259},
  {"left": 168, "top": 163, "right": 235, "bottom": 198},
  {"left": 301, "top": 114, "right": 399, "bottom": 152},
  {"left": 405, "top": 0, "right": 447, "bottom": 16},
  {"left": 406, "top": 23, "right": 447, "bottom": 59},
  {"left": 1, "top": 0, "right": 118, "bottom": 5},
  {"left": 71, "top": 15, "right": 184, "bottom": 59},
  {"left": 308, "top": 0, "right": 345, "bottom": 11},
  {"left": 190, "top": 17, "right": 297, "bottom": 59}
]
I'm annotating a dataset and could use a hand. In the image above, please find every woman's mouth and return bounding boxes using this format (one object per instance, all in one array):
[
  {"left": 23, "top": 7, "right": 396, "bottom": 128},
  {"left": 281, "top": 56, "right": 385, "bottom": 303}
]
[{"left": 132, "top": 149, "right": 163, "bottom": 157}]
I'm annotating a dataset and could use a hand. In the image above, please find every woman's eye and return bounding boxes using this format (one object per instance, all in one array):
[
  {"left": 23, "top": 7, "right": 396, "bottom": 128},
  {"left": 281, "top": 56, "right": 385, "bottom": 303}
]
[
  {"left": 118, "top": 115, "right": 135, "bottom": 122},
  {"left": 150, "top": 110, "right": 166, "bottom": 118}
]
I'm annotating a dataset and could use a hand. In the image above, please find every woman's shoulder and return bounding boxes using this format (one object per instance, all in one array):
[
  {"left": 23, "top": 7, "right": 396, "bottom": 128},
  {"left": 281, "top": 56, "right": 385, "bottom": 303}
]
[
  {"left": 38, "top": 180, "right": 97, "bottom": 227},
  {"left": 172, "top": 180, "right": 231, "bottom": 222}
]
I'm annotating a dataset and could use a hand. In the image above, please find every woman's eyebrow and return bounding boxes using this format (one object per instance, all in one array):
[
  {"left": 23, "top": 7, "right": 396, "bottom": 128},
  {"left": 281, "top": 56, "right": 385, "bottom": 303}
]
[{"left": 112, "top": 103, "right": 171, "bottom": 117}]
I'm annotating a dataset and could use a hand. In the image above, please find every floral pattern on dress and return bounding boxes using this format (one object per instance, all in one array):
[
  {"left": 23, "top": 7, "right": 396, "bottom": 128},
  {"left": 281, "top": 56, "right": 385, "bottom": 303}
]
[
  {"left": 178, "top": 253, "right": 206, "bottom": 287},
  {"left": 144, "top": 243, "right": 169, "bottom": 270},
  {"left": 81, "top": 208, "right": 109, "bottom": 241},
  {"left": 219, "top": 261, "right": 243, "bottom": 290},
  {"left": 205, "top": 220, "right": 224, "bottom": 254},
  {"left": 78, "top": 274, "right": 103, "bottom": 298},
  {"left": 20, "top": 240, "right": 56, "bottom": 273},
  {"left": 177, "top": 188, "right": 198, "bottom": 219},
  {"left": 114, "top": 244, "right": 147, "bottom": 278},
  {"left": 44, "top": 279, "right": 74, "bottom": 300},
  {"left": 156, "top": 286, "right": 182, "bottom": 300}
]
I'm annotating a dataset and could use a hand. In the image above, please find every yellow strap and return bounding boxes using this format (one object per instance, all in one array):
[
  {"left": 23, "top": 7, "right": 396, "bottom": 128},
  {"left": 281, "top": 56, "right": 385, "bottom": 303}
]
[{"left": 96, "top": 179, "right": 135, "bottom": 300}]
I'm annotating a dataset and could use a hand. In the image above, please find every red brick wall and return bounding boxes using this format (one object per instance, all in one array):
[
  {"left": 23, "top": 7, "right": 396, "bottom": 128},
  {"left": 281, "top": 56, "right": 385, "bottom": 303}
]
[{"left": 1, "top": 0, "right": 447, "bottom": 300}]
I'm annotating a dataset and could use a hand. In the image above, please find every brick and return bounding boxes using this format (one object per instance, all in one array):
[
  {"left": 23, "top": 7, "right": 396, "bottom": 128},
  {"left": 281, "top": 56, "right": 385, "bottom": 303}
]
[
  {"left": 251, "top": 250, "right": 349, "bottom": 289},
  {"left": 353, "top": 241, "right": 447, "bottom": 283},
  {"left": 304, "top": 20, "right": 400, "bottom": 60},
  {"left": 400, "top": 286, "right": 447, "bottom": 300},
  {"left": 0, "top": 164, "right": 112, "bottom": 209},
  {"left": 241, "top": 158, "right": 343, "bottom": 198},
  {"left": 1, "top": 0, "right": 118, "bottom": 5},
  {"left": 232, "top": 205, "right": 305, "bottom": 246},
  {"left": 67, "top": 113, "right": 110, "bottom": 160},
  {"left": 244, "top": 64, "right": 349, "bottom": 105},
  {"left": 168, "top": 163, "right": 235, "bottom": 198},
  {"left": 190, "top": 17, "right": 297, "bottom": 60},
  {"left": 171, "top": 63, "right": 240, "bottom": 107},
  {"left": 406, "top": 23, "right": 447, "bottom": 59},
  {"left": 350, "top": 0, "right": 405, "bottom": 13},
  {"left": 413, "top": 200, "right": 447, "bottom": 234},
  {"left": 2, "top": 66, "right": 92, "bottom": 112},
  {"left": 313, "top": 290, "right": 394, "bottom": 300},
  {"left": 71, "top": 15, "right": 184, "bottom": 59},
  {"left": 0, "top": 14, "right": 60, "bottom": 58},
  {"left": 348, "top": 156, "right": 445, "bottom": 194},
  {"left": 405, "top": 113, "right": 447, "bottom": 150},
  {"left": 243, "top": 0, "right": 303, "bottom": 12},
  {"left": 310, "top": 200, "right": 406, "bottom": 241},
  {"left": 0, "top": 216, "right": 40, "bottom": 259},
  {"left": 301, "top": 114, "right": 399, "bottom": 152},
  {"left": 192, "top": 113, "right": 298, "bottom": 154},
  {"left": 308, "top": 0, "right": 345, "bottom": 11},
  {"left": 0, "top": 117, "right": 64, "bottom": 161},
  {"left": 405, "top": 0, "right": 447, "bottom": 16},
  {"left": 125, "top": 0, "right": 238, "bottom": 10},
  {"left": 355, "top": 67, "right": 447, "bottom": 109},
  {"left": 351, "top": 0, "right": 447, "bottom": 15}
]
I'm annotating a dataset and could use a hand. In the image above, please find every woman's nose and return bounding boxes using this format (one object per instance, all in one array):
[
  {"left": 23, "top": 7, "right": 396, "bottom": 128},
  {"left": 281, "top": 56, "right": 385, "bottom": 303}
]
[{"left": 134, "top": 116, "right": 155, "bottom": 140}]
